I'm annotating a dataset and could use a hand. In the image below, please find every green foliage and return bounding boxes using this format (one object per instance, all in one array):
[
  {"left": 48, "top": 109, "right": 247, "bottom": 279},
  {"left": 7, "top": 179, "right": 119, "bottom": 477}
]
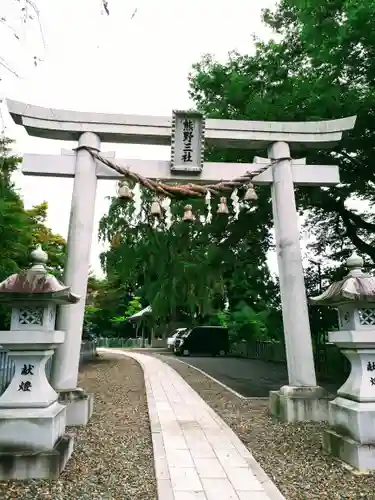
[
  {"left": 186, "top": 0, "right": 375, "bottom": 341},
  {"left": 99, "top": 187, "right": 279, "bottom": 332},
  {"left": 227, "top": 302, "right": 269, "bottom": 344},
  {"left": 102, "top": 296, "right": 143, "bottom": 331},
  {"left": 0, "top": 137, "right": 67, "bottom": 328},
  {"left": 26, "top": 202, "right": 66, "bottom": 277},
  {"left": 0, "top": 138, "right": 32, "bottom": 277},
  {"left": 188, "top": 12, "right": 375, "bottom": 262},
  {"left": 0, "top": 139, "right": 66, "bottom": 277},
  {"left": 124, "top": 296, "right": 142, "bottom": 319},
  {"left": 82, "top": 274, "right": 147, "bottom": 339},
  {"left": 100, "top": 195, "right": 221, "bottom": 320},
  {"left": 206, "top": 310, "right": 230, "bottom": 327},
  {"left": 83, "top": 305, "right": 102, "bottom": 338},
  {"left": 260, "top": 0, "right": 375, "bottom": 266}
]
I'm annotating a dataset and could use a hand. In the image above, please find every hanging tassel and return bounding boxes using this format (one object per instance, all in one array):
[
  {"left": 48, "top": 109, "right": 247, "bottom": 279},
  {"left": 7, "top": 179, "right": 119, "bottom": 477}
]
[
  {"left": 183, "top": 204, "right": 195, "bottom": 222},
  {"left": 217, "top": 197, "right": 229, "bottom": 215},
  {"left": 133, "top": 183, "right": 142, "bottom": 220},
  {"left": 205, "top": 191, "right": 212, "bottom": 223},
  {"left": 150, "top": 197, "right": 162, "bottom": 217},
  {"left": 244, "top": 183, "right": 258, "bottom": 201},
  {"left": 230, "top": 189, "right": 240, "bottom": 220},
  {"left": 161, "top": 197, "right": 172, "bottom": 229},
  {"left": 117, "top": 180, "right": 133, "bottom": 200}
]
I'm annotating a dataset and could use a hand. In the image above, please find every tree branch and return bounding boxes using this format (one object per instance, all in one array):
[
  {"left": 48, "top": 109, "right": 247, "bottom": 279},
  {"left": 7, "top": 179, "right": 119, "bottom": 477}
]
[
  {"left": 0, "top": 56, "right": 21, "bottom": 78},
  {"left": 336, "top": 199, "right": 375, "bottom": 261},
  {"left": 338, "top": 150, "right": 367, "bottom": 169},
  {"left": 343, "top": 207, "right": 375, "bottom": 232}
]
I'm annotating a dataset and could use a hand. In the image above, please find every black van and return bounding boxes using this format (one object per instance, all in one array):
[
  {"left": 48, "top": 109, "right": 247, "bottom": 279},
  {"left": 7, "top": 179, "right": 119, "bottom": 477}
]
[{"left": 173, "top": 326, "right": 229, "bottom": 357}]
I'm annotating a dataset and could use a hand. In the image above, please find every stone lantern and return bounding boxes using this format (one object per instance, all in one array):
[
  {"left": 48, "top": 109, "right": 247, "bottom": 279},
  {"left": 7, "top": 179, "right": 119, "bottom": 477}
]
[
  {"left": 0, "top": 246, "right": 80, "bottom": 480},
  {"left": 310, "top": 252, "right": 375, "bottom": 471}
]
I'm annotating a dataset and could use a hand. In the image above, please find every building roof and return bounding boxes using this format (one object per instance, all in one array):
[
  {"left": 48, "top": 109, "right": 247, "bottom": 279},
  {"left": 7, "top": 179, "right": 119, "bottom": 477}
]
[{"left": 127, "top": 306, "right": 152, "bottom": 321}]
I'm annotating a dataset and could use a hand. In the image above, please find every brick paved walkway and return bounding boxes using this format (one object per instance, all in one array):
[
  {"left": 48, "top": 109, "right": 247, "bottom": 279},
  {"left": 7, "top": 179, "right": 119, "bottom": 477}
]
[{"left": 103, "top": 349, "right": 285, "bottom": 500}]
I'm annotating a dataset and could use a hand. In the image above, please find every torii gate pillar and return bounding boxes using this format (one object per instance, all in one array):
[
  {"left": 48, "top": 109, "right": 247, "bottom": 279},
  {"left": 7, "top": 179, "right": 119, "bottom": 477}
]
[
  {"left": 6, "top": 99, "right": 356, "bottom": 425},
  {"left": 52, "top": 132, "right": 100, "bottom": 425},
  {"left": 268, "top": 142, "right": 330, "bottom": 422}
]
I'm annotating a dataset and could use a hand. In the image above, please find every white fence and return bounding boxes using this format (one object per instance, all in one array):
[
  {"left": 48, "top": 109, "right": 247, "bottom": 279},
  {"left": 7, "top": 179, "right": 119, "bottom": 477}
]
[
  {"left": 96, "top": 337, "right": 168, "bottom": 348},
  {"left": 96, "top": 337, "right": 144, "bottom": 348}
]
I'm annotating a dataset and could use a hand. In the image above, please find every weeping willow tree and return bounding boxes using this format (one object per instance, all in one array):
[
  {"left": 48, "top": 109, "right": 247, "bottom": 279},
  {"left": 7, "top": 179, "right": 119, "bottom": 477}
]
[{"left": 98, "top": 179, "right": 278, "bottom": 325}]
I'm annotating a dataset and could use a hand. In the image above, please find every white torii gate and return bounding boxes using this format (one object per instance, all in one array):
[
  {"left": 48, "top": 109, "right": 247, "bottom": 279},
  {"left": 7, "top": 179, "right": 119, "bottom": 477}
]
[{"left": 6, "top": 99, "right": 356, "bottom": 424}]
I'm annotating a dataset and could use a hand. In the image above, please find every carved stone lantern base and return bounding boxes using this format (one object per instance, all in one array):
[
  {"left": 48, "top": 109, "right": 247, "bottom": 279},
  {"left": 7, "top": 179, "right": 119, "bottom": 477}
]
[
  {"left": 323, "top": 398, "right": 375, "bottom": 471},
  {"left": 0, "top": 330, "right": 74, "bottom": 480},
  {"left": 0, "top": 433, "right": 74, "bottom": 481},
  {"left": 322, "top": 330, "right": 375, "bottom": 471},
  {"left": 0, "top": 401, "right": 66, "bottom": 450},
  {"left": 0, "top": 246, "right": 81, "bottom": 480}
]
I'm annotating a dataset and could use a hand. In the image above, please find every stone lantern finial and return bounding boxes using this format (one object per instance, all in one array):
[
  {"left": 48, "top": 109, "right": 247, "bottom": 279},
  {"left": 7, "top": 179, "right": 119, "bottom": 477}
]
[
  {"left": 346, "top": 252, "right": 364, "bottom": 277},
  {"left": 309, "top": 251, "right": 374, "bottom": 305},
  {"left": 30, "top": 245, "right": 48, "bottom": 273}
]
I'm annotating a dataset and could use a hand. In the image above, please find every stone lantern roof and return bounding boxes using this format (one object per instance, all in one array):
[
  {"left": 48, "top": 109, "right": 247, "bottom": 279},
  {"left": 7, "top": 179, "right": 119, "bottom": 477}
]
[
  {"left": 309, "top": 253, "right": 375, "bottom": 306},
  {"left": 0, "top": 246, "right": 80, "bottom": 304}
]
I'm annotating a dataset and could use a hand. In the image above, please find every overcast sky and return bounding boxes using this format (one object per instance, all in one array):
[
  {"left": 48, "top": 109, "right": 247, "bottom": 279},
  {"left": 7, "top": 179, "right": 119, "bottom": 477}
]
[{"left": 1, "top": 0, "right": 278, "bottom": 276}]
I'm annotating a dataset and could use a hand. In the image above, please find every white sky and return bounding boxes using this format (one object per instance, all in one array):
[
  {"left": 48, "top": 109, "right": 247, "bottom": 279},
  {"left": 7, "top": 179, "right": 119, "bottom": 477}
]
[{"left": 0, "top": 0, "right": 300, "bottom": 277}]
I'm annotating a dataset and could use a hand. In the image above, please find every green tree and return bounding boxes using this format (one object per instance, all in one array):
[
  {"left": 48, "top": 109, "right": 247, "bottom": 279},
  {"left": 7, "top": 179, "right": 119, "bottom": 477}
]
[
  {"left": 124, "top": 296, "right": 142, "bottom": 318},
  {"left": 188, "top": 37, "right": 375, "bottom": 260},
  {"left": 228, "top": 301, "right": 270, "bottom": 344},
  {"left": 83, "top": 273, "right": 144, "bottom": 339},
  {"left": 0, "top": 137, "right": 33, "bottom": 277},
  {"left": 187, "top": 1, "right": 375, "bottom": 340},
  {"left": 0, "top": 137, "right": 66, "bottom": 326},
  {"left": 262, "top": 0, "right": 375, "bottom": 263},
  {"left": 109, "top": 296, "right": 143, "bottom": 330},
  {"left": 99, "top": 188, "right": 278, "bottom": 330},
  {"left": 26, "top": 202, "right": 66, "bottom": 276}
]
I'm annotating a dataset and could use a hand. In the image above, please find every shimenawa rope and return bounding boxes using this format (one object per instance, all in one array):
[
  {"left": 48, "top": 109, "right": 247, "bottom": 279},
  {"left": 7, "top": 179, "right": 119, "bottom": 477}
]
[{"left": 75, "top": 145, "right": 289, "bottom": 199}]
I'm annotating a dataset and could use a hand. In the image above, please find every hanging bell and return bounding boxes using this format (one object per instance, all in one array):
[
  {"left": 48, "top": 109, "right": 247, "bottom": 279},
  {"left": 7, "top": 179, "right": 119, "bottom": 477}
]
[
  {"left": 150, "top": 197, "right": 162, "bottom": 217},
  {"left": 217, "top": 197, "right": 229, "bottom": 215},
  {"left": 117, "top": 180, "right": 133, "bottom": 201},
  {"left": 183, "top": 204, "right": 195, "bottom": 222},
  {"left": 244, "top": 182, "right": 258, "bottom": 201}
]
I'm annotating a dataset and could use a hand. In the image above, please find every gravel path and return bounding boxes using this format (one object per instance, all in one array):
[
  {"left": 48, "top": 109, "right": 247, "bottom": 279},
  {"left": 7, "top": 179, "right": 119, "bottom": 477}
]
[
  {"left": 0, "top": 355, "right": 157, "bottom": 500},
  {"left": 158, "top": 355, "right": 375, "bottom": 500}
]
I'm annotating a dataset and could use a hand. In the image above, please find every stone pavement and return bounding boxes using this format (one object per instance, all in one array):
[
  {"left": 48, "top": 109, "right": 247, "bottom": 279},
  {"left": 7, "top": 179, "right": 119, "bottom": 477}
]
[{"left": 103, "top": 349, "right": 285, "bottom": 500}]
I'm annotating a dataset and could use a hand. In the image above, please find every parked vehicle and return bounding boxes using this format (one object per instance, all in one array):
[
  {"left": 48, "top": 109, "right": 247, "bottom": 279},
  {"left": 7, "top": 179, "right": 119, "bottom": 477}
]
[
  {"left": 167, "top": 328, "right": 187, "bottom": 349},
  {"left": 173, "top": 326, "right": 229, "bottom": 357}
]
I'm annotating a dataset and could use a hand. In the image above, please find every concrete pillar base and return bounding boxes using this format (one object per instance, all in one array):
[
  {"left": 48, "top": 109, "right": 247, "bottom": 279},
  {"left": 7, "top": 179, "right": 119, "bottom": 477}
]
[
  {"left": 57, "top": 388, "right": 94, "bottom": 427},
  {"left": 269, "top": 385, "right": 333, "bottom": 422},
  {"left": 0, "top": 433, "right": 74, "bottom": 480}
]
